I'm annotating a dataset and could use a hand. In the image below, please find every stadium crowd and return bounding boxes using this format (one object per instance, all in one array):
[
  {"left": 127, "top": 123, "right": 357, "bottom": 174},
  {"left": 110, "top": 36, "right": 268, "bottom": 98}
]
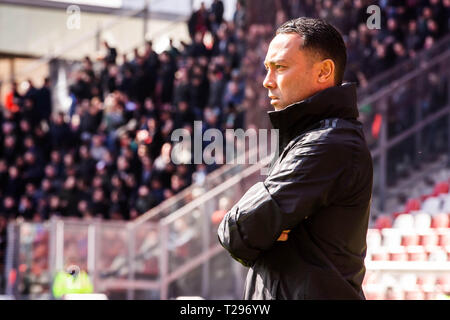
[
  {"left": 1, "top": 1, "right": 247, "bottom": 223},
  {"left": 273, "top": 0, "right": 450, "bottom": 85}
]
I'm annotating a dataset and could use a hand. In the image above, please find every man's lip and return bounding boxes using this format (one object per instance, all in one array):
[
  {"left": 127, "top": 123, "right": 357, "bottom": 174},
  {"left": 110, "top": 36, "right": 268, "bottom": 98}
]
[{"left": 269, "top": 98, "right": 279, "bottom": 105}]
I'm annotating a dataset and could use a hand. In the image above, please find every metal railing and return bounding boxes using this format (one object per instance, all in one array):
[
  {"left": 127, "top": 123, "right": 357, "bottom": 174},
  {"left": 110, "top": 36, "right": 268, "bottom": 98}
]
[
  {"left": 3, "top": 150, "right": 272, "bottom": 299},
  {"left": 134, "top": 145, "right": 267, "bottom": 223}
]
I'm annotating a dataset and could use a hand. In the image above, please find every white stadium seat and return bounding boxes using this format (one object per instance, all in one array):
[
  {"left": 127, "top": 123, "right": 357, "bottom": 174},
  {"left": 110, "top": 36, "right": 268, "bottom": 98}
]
[
  {"left": 393, "top": 214, "right": 415, "bottom": 230},
  {"left": 413, "top": 212, "right": 432, "bottom": 231},
  {"left": 421, "top": 196, "right": 442, "bottom": 215},
  {"left": 382, "top": 228, "right": 402, "bottom": 247}
]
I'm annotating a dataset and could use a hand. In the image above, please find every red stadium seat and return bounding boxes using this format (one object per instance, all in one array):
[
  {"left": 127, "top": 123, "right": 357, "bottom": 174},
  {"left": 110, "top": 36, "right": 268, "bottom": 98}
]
[
  {"left": 175, "top": 243, "right": 190, "bottom": 258},
  {"left": 432, "top": 181, "right": 449, "bottom": 197},
  {"left": 436, "top": 274, "right": 450, "bottom": 292},
  {"left": 407, "top": 246, "right": 427, "bottom": 261},
  {"left": 423, "top": 290, "right": 438, "bottom": 300},
  {"left": 405, "top": 288, "right": 425, "bottom": 300},
  {"left": 419, "top": 230, "right": 439, "bottom": 246},
  {"left": 389, "top": 247, "right": 408, "bottom": 261},
  {"left": 404, "top": 289, "right": 425, "bottom": 300},
  {"left": 437, "top": 229, "right": 450, "bottom": 247},
  {"left": 374, "top": 215, "right": 392, "bottom": 229},
  {"left": 402, "top": 233, "right": 420, "bottom": 246},
  {"left": 431, "top": 213, "right": 449, "bottom": 228},
  {"left": 417, "top": 274, "right": 436, "bottom": 287},
  {"left": 211, "top": 209, "right": 227, "bottom": 225},
  {"left": 363, "top": 271, "right": 378, "bottom": 285},
  {"left": 436, "top": 274, "right": 450, "bottom": 284},
  {"left": 384, "top": 286, "right": 404, "bottom": 300},
  {"left": 370, "top": 249, "right": 389, "bottom": 261},
  {"left": 404, "top": 199, "right": 421, "bottom": 213},
  {"left": 364, "top": 284, "right": 385, "bottom": 300}
]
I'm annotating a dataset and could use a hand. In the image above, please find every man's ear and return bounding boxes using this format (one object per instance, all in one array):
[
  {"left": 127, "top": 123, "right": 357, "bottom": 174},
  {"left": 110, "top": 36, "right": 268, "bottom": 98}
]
[{"left": 317, "top": 59, "right": 335, "bottom": 84}]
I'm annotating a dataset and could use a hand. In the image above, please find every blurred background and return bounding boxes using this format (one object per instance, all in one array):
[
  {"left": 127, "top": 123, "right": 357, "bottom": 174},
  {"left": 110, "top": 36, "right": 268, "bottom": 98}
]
[{"left": 0, "top": 0, "right": 449, "bottom": 300}]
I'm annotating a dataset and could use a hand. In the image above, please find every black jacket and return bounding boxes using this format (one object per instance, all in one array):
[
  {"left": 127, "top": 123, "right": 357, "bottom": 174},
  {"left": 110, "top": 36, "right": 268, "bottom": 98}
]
[{"left": 218, "top": 83, "right": 373, "bottom": 299}]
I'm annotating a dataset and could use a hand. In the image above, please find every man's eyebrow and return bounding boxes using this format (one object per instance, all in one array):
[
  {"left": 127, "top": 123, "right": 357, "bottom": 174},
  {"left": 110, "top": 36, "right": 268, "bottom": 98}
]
[{"left": 264, "top": 59, "right": 288, "bottom": 66}]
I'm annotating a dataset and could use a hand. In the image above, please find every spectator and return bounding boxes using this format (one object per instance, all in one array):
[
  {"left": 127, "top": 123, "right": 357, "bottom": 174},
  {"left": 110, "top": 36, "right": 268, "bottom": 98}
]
[
  {"left": 405, "top": 20, "right": 423, "bottom": 58},
  {"left": 17, "top": 195, "right": 35, "bottom": 220},
  {"left": 135, "top": 185, "right": 156, "bottom": 215},
  {"left": 78, "top": 145, "right": 96, "bottom": 181},
  {"left": 59, "top": 176, "right": 78, "bottom": 217},
  {"left": 47, "top": 194, "right": 62, "bottom": 217},
  {"left": 210, "top": 0, "right": 225, "bottom": 33},
  {"left": 173, "top": 101, "right": 195, "bottom": 130},
  {"left": 233, "top": 0, "right": 246, "bottom": 30},
  {"left": 188, "top": 2, "right": 210, "bottom": 40},
  {"left": 91, "top": 188, "right": 109, "bottom": 219},
  {"left": 4, "top": 82, "right": 20, "bottom": 113},
  {"left": 90, "top": 134, "right": 108, "bottom": 162},
  {"left": 78, "top": 98, "right": 102, "bottom": 136},
  {"left": 49, "top": 112, "right": 72, "bottom": 150},
  {"left": 5, "top": 166, "right": 23, "bottom": 199},
  {"left": 1, "top": 196, "right": 17, "bottom": 219},
  {"left": 157, "top": 51, "right": 176, "bottom": 104},
  {"left": 22, "top": 151, "right": 44, "bottom": 186},
  {"left": 0, "top": 159, "right": 8, "bottom": 187},
  {"left": 103, "top": 41, "right": 117, "bottom": 65}
]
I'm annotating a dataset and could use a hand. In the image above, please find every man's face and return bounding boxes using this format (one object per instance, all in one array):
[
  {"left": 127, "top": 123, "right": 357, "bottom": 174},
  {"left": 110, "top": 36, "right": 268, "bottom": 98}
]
[{"left": 263, "top": 33, "right": 318, "bottom": 110}]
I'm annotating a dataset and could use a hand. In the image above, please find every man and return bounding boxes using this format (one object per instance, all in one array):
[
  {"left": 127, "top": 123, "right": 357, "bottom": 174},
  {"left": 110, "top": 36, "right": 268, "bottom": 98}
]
[
  {"left": 218, "top": 17, "right": 373, "bottom": 299},
  {"left": 35, "top": 77, "right": 52, "bottom": 123}
]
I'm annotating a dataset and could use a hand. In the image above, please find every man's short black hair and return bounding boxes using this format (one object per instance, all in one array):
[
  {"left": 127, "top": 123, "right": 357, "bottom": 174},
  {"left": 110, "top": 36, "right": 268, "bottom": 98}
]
[{"left": 276, "top": 17, "right": 347, "bottom": 86}]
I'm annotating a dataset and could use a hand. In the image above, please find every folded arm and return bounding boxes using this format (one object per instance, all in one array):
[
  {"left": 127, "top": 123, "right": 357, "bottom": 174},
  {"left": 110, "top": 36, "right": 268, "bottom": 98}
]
[{"left": 217, "top": 136, "right": 349, "bottom": 266}]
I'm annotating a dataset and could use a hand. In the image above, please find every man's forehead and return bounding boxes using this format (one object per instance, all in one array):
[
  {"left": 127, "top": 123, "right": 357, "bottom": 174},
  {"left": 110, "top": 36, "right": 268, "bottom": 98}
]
[
  {"left": 265, "top": 33, "right": 304, "bottom": 63},
  {"left": 271, "top": 32, "right": 303, "bottom": 46}
]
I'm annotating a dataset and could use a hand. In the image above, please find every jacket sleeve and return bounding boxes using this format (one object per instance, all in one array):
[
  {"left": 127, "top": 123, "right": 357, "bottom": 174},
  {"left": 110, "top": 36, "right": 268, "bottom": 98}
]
[{"left": 217, "top": 136, "right": 349, "bottom": 266}]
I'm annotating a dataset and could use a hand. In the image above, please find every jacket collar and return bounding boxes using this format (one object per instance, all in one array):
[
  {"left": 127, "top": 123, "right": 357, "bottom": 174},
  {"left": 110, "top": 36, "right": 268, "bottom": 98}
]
[{"left": 268, "top": 82, "right": 359, "bottom": 143}]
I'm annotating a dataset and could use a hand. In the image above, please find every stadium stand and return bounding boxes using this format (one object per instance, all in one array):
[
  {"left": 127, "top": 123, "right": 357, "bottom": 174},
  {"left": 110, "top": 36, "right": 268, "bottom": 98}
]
[
  {"left": 366, "top": 173, "right": 450, "bottom": 299},
  {"left": 0, "top": 1, "right": 248, "bottom": 223}
]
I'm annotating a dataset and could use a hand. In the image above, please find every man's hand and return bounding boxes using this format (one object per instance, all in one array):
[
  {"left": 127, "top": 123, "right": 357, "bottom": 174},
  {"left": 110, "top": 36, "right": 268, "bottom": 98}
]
[{"left": 277, "top": 230, "right": 290, "bottom": 241}]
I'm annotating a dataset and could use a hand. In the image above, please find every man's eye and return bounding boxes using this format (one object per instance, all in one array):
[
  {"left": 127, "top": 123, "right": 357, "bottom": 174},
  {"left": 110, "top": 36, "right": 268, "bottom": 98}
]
[{"left": 275, "top": 65, "right": 285, "bottom": 70}]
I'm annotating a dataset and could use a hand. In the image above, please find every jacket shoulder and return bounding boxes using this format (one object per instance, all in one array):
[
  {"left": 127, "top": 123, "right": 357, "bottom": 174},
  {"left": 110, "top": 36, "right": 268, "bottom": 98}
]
[{"left": 292, "top": 118, "right": 366, "bottom": 149}]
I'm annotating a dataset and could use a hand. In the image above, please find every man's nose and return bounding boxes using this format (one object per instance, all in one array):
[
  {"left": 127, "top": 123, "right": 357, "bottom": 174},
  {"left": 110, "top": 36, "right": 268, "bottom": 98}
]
[{"left": 263, "top": 70, "right": 276, "bottom": 89}]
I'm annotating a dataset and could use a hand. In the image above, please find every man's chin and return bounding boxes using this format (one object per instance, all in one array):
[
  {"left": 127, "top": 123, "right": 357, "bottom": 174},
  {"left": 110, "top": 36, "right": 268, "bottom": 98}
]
[{"left": 271, "top": 100, "right": 285, "bottom": 111}]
